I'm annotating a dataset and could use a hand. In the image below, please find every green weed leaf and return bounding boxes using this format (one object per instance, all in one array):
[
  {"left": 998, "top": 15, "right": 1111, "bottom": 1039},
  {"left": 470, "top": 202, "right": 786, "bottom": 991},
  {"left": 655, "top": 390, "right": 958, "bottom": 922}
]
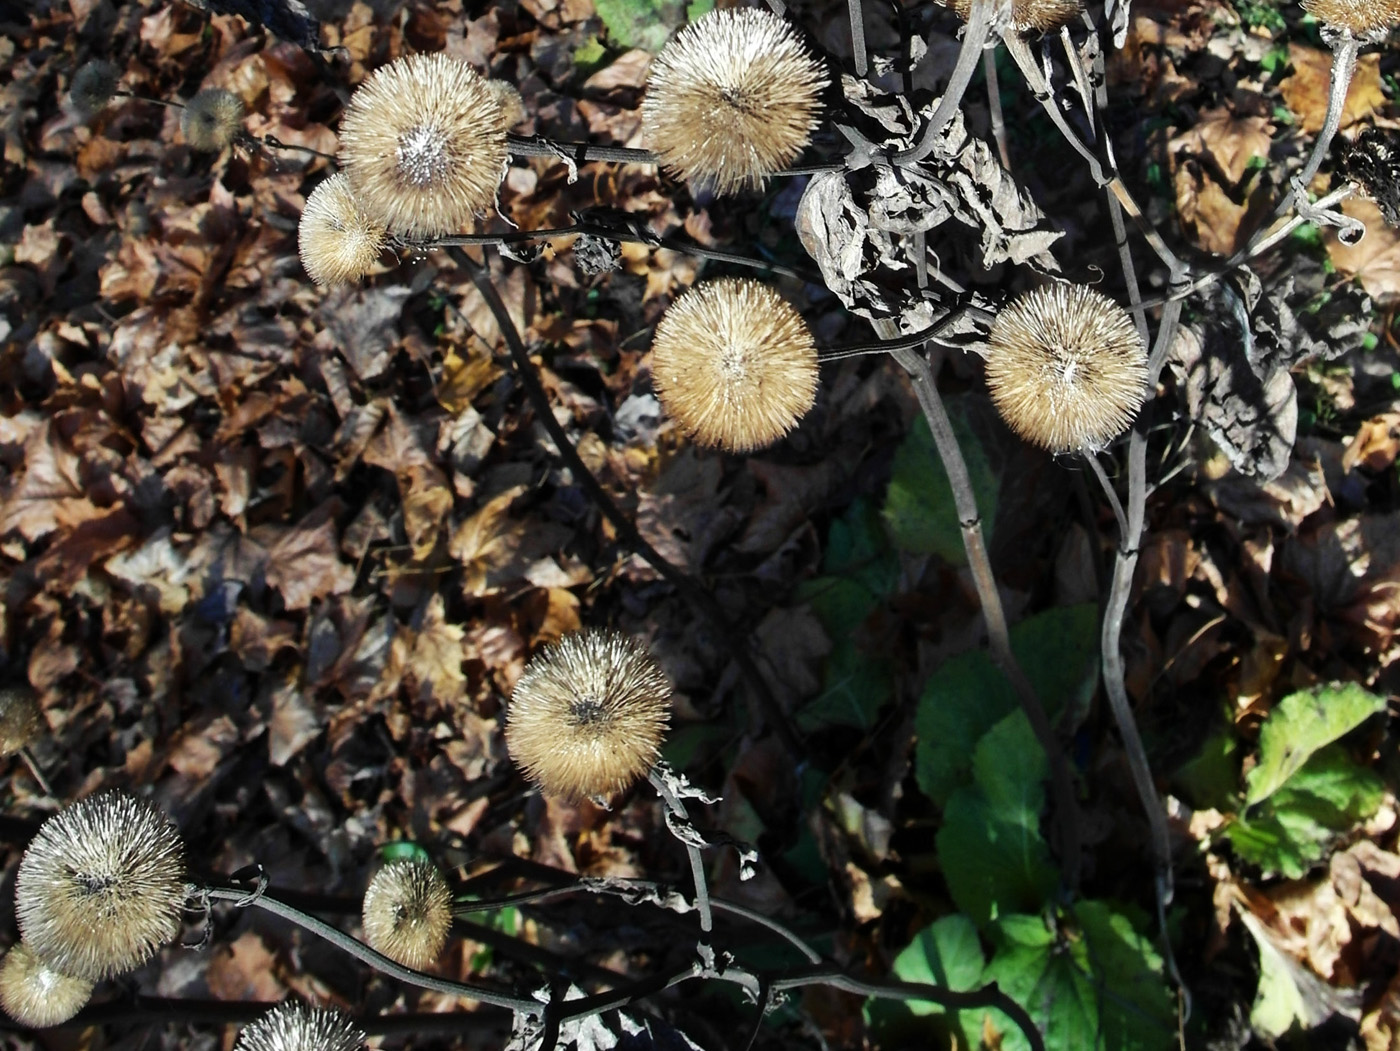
[{"left": 1245, "top": 683, "right": 1386, "bottom": 806}]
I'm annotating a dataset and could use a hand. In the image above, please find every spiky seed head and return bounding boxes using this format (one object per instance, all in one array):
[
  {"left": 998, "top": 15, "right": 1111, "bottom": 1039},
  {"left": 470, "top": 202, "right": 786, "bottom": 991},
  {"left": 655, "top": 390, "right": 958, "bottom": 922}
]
[
  {"left": 642, "top": 9, "right": 828, "bottom": 194},
  {"left": 650, "top": 277, "right": 818, "bottom": 453},
  {"left": 1302, "top": 0, "right": 1400, "bottom": 39},
  {"left": 337, "top": 52, "right": 511, "bottom": 239},
  {"left": 15, "top": 790, "right": 186, "bottom": 980},
  {"left": 0, "top": 942, "right": 94, "bottom": 1028},
  {"left": 361, "top": 859, "right": 453, "bottom": 970},
  {"left": 484, "top": 80, "right": 526, "bottom": 129},
  {"left": 984, "top": 282, "right": 1147, "bottom": 454},
  {"left": 233, "top": 1001, "right": 367, "bottom": 1051},
  {"left": 181, "top": 89, "right": 246, "bottom": 151},
  {"left": 944, "top": 0, "right": 1084, "bottom": 33},
  {"left": 507, "top": 630, "right": 672, "bottom": 802},
  {"left": 298, "top": 173, "right": 388, "bottom": 287},
  {"left": 0, "top": 686, "right": 43, "bottom": 757},
  {"left": 69, "top": 60, "right": 120, "bottom": 119}
]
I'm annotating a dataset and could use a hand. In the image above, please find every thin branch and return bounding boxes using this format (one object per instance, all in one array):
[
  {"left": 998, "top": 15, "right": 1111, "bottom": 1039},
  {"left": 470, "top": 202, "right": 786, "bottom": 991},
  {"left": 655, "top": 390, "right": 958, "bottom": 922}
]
[
  {"left": 848, "top": 0, "right": 869, "bottom": 77},
  {"left": 507, "top": 133, "right": 657, "bottom": 166},
  {"left": 984, "top": 48, "right": 1012, "bottom": 169},
  {"left": 648, "top": 768, "right": 713, "bottom": 935}
]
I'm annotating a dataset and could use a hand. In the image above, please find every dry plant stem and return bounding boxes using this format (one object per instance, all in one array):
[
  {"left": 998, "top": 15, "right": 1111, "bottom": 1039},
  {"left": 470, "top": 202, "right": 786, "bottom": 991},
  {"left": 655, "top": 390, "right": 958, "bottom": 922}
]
[
  {"left": 885, "top": 335, "right": 1081, "bottom": 893},
  {"left": 507, "top": 133, "right": 657, "bottom": 166},
  {"left": 1289, "top": 34, "right": 1359, "bottom": 213},
  {"left": 892, "top": 0, "right": 993, "bottom": 166},
  {"left": 17, "top": 747, "right": 53, "bottom": 797},
  {"left": 1084, "top": 453, "right": 1128, "bottom": 541},
  {"left": 647, "top": 768, "right": 713, "bottom": 935},
  {"left": 202, "top": 885, "right": 540, "bottom": 1012},
  {"left": 454, "top": 249, "right": 805, "bottom": 760},
  {"left": 848, "top": 0, "right": 868, "bottom": 76},
  {"left": 985, "top": 48, "right": 1012, "bottom": 169}
]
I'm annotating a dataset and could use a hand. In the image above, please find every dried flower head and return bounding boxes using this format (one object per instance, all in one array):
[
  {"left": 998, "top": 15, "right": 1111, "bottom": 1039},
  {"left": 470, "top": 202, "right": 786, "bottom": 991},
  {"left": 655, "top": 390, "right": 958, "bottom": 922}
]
[
  {"left": 0, "top": 686, "right": 43, "bottom": 757},
  {"left": 484, "top": 80, "right": 526, "bottom": 129},
  {"left": 361, "top": 859, "right": 452, "bottom": 969},
  {"left": 298, "top": 173, "right": 388, "bottom": 287},
  {"left": 1303, "top": 0, "right": 1400, "bottom": 39},
  {"left": 985, "top": 282, "right": 1147, "bottom": 453},
  {"left": 16, "top": 790, "right": 186, "bottom": 980},
  {"left": 1341, "top": 125, "right": 1400, "bottom": 225},
  {"left": 69, "top": 60, "right": 120, "bottom": 119},
  {"left": 944, "top": 0, "right": 1084, "bottom": 33},
  {"left": 338, "top": 52, "right": 511, "bottom": 239},
  {"left": 0, "top": 942, "right": 94, "bottom": 1028},
  {"left": 642, "top": 9, "right": 828, "bottom": 194},
  {"left": 234, "top": 1001, "right": 366, "bottom": 1051},
  {"left": 650, "top": 277, "right": 818, "bottom": 453},
  {"left": 181, "top": 88, "right": 246, "bottom": 151},
  {"left": 507, "top": 630, "right": 672, "bottom": 802}
]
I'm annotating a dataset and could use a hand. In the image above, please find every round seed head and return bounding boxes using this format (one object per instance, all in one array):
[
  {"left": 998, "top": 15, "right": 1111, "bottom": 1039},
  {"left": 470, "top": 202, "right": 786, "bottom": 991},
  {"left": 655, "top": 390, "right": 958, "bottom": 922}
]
[
  {"left": 1302, "top": 0, "right": 1400, "bottom": 38},
  {"left": 642, "top": 8, "right": 828, "bottom": 194},
  {"left": 650, "top": 277, "right": 818, "bottom": 453},
  {"left": 16, "top": 790, "right": 186, "bottom": 980},
  {"left": 361, "top": 859, "right": 452, "bottom": 970},
  {"left": 0, "top": 686, "right": 43, "bottom": 757},
  {"left": 484, "top": 80, "right": 526, "bottom": 129},
  {"left": 298, "top": 172, "right": 388, "bottom": 287},
  {"left": 506, "top": 630, "right": 672, "bottom": 802},
  {"left": 984, "top": 282, "right": 1147, "bottom": 453},
  {"left": 233, "top": 1001, "right": 366, "bottom": 1051},
  {"left": 69, "top": 60, "right": 120, "bottom": 119},
  {"left": 945, "top": 0, "right": 1084, "bottom": 33},
  {"left": 338, "top": 52, "right": 511, "bottom": 239},
  {"left": 181, "top": 88, "right": 246, "bottom": 151},
  {"left": 0, "top": 943, "right": 93, "bottom": 1028}
]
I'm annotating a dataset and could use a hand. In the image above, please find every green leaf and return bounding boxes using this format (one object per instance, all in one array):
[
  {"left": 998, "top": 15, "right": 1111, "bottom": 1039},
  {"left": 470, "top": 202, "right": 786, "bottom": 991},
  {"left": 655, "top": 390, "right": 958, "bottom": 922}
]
[
  {"left": 379, "top": 841, "right": 431, "bottom": 864},
  {"left": 572, "top": 35, "right": 607, "bottom": 70},
  {"left": 1228, "top": 744, "right": 1386, "bottom": 878},
  {"left": 1245, "top": 683, "right": 1386, "bottom": 806},
  {"left": 916, "top": 604, "right": 1098, "bottom": 805},
  {"left": 592, "top": 0, "right": 689, "bottom": 51},
  {"left": 1172, "top": 727, "right": 1240, "bottom": 811},
  {"left": 936, "top": 711, "right": 1058, "bottom": 926},
  {"left": 883, "top": 403, "right": 998, "bottom": 564},
  {"left": 890, "top": 914, "right": 986, "bottom": 1016}
]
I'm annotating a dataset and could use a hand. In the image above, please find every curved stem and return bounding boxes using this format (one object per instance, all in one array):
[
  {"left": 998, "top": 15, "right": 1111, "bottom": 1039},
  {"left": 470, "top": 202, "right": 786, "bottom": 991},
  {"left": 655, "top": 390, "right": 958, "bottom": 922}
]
[
  {"left": 647, "top": 768, "right": 713, "bottom": 935},
  {"left": 1291, "top": 35, "right": 1359, "bottom": 203},
  {"left": 892, "top": 0, "right": 993, "bottom": 166}
]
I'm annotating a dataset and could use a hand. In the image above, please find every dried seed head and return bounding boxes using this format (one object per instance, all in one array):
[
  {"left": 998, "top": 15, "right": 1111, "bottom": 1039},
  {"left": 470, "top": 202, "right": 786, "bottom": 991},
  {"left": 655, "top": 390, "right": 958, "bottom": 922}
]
[
  {"left": 69, "top": 60, "right": 120, "bottom": 119},
  {"left": 650, "top": 277, "right": 818, "bottom": 453},
  {"left": 1341, "top": 125, "right": 1400, "bottom": 225},
  {"left": 1303, "top": 0, "right": 1400, "bottom": 39},
  {"left": 985, "top": 282, "right": 1147, "bottom": 453},
  {"left": 0, "top": 942, "right": 93, "bottom": 1028},
  {"left": 484, "top": 80, "right": 526, "bottom": 129},
  {"left": 16, "top": 790, "right": 186, "bottom": 980},
  {"left": 944, "top": 0, "right": 1084, "bottom": 33},
  {"left": 298, "top": 173, "right": 388, "bottom": 287},
  {"left": 233, "top": 1001, "right": 367, "bottom": 1051},
  {"left": 0, "top": 686, "right": 43, "bottom": 757},
  {"left": 338, "top": 52, "right": 511, "bottom": 239},
  {"left": 642, "top": 9, "right": 828, "bottom": 194},
  {"left": 181, "top": 88, "right": 246, "bottom": 151},
  {"left": 507, "top": 630, "right": 672, "bottom": 802},
  {"left": 361, "top": 859, "right": 452, "bottom": 970}
]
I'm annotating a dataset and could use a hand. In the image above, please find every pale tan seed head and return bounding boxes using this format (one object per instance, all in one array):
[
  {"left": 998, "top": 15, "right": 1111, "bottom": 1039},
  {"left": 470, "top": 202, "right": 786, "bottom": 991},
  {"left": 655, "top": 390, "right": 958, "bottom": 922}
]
[
  {"left": 642, "top": 8, "right": 828, "bottom": 194},
  {"left": 985, "top": 282, "right": 1147, "bottom": 454},
  {"left": 69, "top": 60, "right": 120, "bottom": 119},
  {"left": 1302, "top": 0, "right": 1400, "bottom": 39},
  {"left": 0, "top": 686, "right": 43, "bottom": 757},
  {"left": 361, "top": 859, "right": 452, "bottom": 970},
  {"left": 506, "top": 630, "right": 672, "bottom": 802},
  {"left": 298, "top": 173, "right": 387, "bottom": 288},
  {"left": 233, "top": 1001, "right": 366, "bottom": 1051},
  {"left": 15, "top": 790, "right": 186, "bottom": 980},
  {"left": 338, "top": 52, "right": 511, "bottom": 239},
  {"left": 0, "top": 942, "right": 93, "bottom": 1028},
  {"left": 181, "top": 88, "right": 246, "bottom": 151},
  {"left": 945, "top": 0, "right": 1084, "bottom": 33},
  {"left": 650, "top": 277, "right": 818, "bottom": 453}
]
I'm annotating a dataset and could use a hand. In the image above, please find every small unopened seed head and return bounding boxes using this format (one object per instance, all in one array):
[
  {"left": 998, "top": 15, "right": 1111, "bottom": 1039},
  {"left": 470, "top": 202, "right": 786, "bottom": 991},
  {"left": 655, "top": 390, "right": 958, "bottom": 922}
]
[
  {"left": 16, "top": 790, "right": 187, "bottom": 980},
  {"left": 298, "top": 173, "right": 388, "bottom": 287},
  {"left": 650, "top": 277, "right": 818, "bottom": 453},
  {"left": 70, "top": 60, "right": 120, "bottom": 119},
  {"left": 338, "top": 52, "right": 511, "bottom": 239},
  {"left": 361, "top": 859, "right": 452, "bottom": 970},
  {"left": 1303, "top": 0, "right": 1400, "bottom": 40},
  {"left": 0, "top": 942, "right": 94, "bottom": 1028},
  {"left": 233, "top": 1001, "right": 366, "bottom": 1051},
  {"left": 182, "top": 88, "right": 246, "bottom": 151},
  {"left": 984, "top": 282, "right": 1147, "bottom": 453},
  {"left": 507, "top": 630, "right": 672, "bottom": 802},
  {"left": 944, "top": 0, "right": 1084, "bottom": 33},
  {"left": 484, "top": 80, "right": 526, "bottom": 129},
  {"left": 642, "top": 9, "right": 828, "bottom": 194},
  {"left": 0, "top": 686, "right": 43, "bottom": 757}
]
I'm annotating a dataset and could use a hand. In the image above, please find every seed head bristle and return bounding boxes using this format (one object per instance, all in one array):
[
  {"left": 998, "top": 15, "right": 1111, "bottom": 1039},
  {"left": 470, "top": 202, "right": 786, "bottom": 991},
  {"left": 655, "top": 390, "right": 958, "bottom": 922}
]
[
  {"left": 338, "top": 52, "right": 511, "bottom": 239},
  {"left": 506, "top": 630, "right": 672, "bottom": 802},
  {"left": 298, "top": 172, "right": 388, "bottom": 287},
  {"left": 1302, "top": 0, "right": 1400, "bottom": 39},
  {"left": 650, "top": 277, "right": 818, "bottom": 453},
  {"left": 944, "top": 0, "right": 1084, "bottom": 33},
  {"left": 233, "top": 1001, "right": 367, "bottom": 1051},
  {"left": 984, "top": 282, "right": 1147, "bottom": 454},
  {"left": 15, "top": 790, "right": 186, "bottom": 980},
  {"left": 70, "top": 60, "right": 120, "bottom": 119},
  {"left": 181, "top": 88, "right": 246, "bottom": 151},
  {"left": 0, "top": 686, "right": 43, "bottom": 757},
  {"left": 361, "top": 859, "right": 452, "bottom": 970},
  {"left": 642, "top": 9, "right": 828, "bottom": 194},
  {"left": 0, "top": 943, "right": 93, "bottom": 1028}
]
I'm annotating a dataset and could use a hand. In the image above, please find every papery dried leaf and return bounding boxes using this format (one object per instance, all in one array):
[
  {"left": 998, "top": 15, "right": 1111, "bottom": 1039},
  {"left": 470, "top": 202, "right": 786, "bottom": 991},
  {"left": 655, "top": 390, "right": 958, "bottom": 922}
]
[
  {"left": 1280, "top": 46, "right": 1384, "bottom": 134},
  {"left": 202, "top": 0, "right": 323, "bottom": 49},
  {"left": 253, "top": 506, "right": 355, "bottom": 610},
  {"left": 315, "top": 286, "right": 411, "bottom": 383},
  {"left": 405, "top": 593, "right": 467, "bottom": 702},
  {"left": 0, "top": 421, "right": 105, "bottom": 542},
  {"left": 268, "top": 681, "right": 322, "bottom": 766}
]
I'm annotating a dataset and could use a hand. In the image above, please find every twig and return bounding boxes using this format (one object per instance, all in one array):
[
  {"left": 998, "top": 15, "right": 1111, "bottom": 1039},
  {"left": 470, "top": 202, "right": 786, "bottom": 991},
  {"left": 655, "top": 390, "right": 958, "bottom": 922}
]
[
  {"left": 507, "top": 133, "right": 657, "bottom": 167},
  {"left": 848, "top": 0, "right": 869, "bottom": 77},
  {"left": 984, "top": 48, "right": 1012, "bottom": 169},
  {"left": 648, "top": 767, "right": 713, "bottom": 935},
  {"left": 892, "top": 0, "right": 994, "bottom": 166}
]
